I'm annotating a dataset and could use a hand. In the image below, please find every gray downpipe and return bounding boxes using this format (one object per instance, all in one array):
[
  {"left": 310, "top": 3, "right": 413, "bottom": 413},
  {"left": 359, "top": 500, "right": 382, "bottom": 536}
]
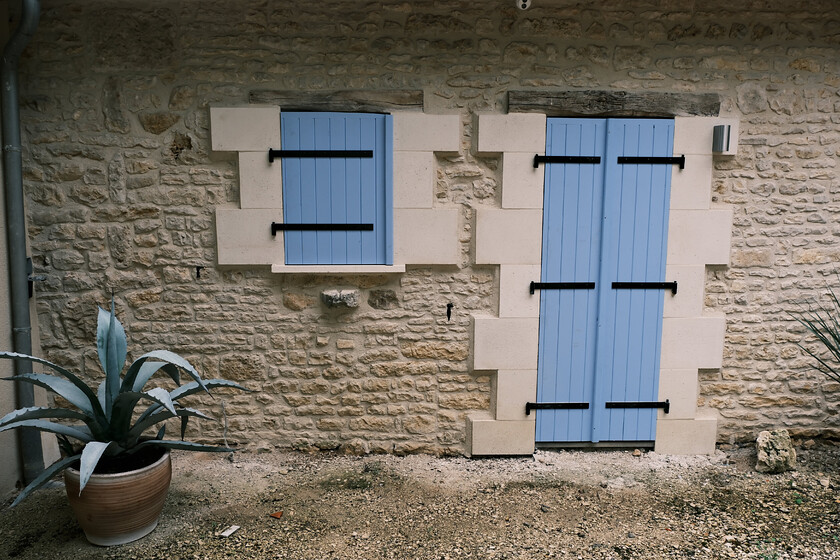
[{"left": 2, "top": 0, "right": 42, "bottom": 483}]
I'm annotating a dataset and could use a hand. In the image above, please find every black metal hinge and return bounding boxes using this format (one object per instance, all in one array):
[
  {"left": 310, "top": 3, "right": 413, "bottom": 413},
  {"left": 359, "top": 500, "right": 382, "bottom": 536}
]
[
  {"left": 525, "top": 402, "right": 590, "bottom": 415},
  {"left": 533, "top": 155, "right": 601, "bottom": 168},
  {"left": 530, "top": 281, "right": 595, "bottom": 295},
  {"left": 617, "top": 155, "right": 685, "bottom": 170},
  {"left": 611, "top": 281, "right": 677, "bottom": 295},
  {"left": 605, "top": 399, "right": 670, "bottom": 414},
  {"left": 268, "top": 149, "right": 373, "bottom": 163},
  {"left": 271, "top": 222, "right": 374, "bottom": 236}
]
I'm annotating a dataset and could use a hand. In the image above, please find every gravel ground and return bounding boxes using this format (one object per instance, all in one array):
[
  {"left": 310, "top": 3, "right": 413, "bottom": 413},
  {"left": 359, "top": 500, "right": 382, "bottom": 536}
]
[{"left": 1, "top": 442, "right": 839, "bottom": 560}]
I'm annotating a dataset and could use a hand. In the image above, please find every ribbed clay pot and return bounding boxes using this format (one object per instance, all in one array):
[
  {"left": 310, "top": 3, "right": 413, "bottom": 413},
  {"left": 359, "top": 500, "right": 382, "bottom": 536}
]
[{"left": 63, "top": 449, "right": 172, "bottom": 546}]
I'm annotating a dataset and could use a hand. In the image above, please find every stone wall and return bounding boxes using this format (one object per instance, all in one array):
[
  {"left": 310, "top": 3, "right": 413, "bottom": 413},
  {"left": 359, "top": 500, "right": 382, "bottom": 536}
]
[{"left": 16, "top": 0, "right": 840, "bottom": 453}]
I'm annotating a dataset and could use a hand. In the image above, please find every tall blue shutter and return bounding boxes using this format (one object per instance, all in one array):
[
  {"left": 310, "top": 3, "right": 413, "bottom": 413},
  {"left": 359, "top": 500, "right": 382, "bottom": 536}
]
[
  {"left": 280, "top": 112, "right": 393, "bottom": 265},
  {"left": 536, "top": 119, "right": 607, "bottom": 443}
]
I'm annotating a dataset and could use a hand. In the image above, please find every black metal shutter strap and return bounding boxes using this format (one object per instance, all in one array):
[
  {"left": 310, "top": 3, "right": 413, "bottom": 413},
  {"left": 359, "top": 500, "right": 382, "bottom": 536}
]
[
  {"left": 525, "top": 402, "right": 590, "bottom": 415},
  {"left": 530, "top": 281, "right": 596, "bottom": 295},
  {"left": 268, "top": 148, "right": 374, "bottom": 163},
  {"left": 604, "top": 400, "right": 670, "bottom": 414},
  {"left": 533, "top": 154, "right": 601, "bottom": 168},
  {"left": 616, "top": 155, "right": 685, "bottom": 170},
  {"left": 271, "top": 222, "right": 374, "bottom": 236},
  {"left": 611, "top": 281, "right": 677, "bottom": 295}
]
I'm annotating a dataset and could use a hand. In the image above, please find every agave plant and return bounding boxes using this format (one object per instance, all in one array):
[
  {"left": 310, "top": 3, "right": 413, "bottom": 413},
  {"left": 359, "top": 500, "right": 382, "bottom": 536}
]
[
  {"left": 0, "top": 299, "right": 248, "bottom": 506},
  {"left": 793, "top": 285, "right": 840, "bottom": 385}
]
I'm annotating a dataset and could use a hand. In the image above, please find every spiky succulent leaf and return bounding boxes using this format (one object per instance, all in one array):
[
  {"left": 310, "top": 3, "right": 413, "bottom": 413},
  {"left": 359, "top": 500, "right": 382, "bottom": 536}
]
[
  {"left": 10, "top": 454, "right": 81, "bottom": 508},
  {"left": 794, "top": 286, "right": 840, "bottom": 385},
  {"left": 110, "top": 388, "right": 177, "bottom": 436},
  {"left": 97, "top": 302, "right": 127, "bottom": 420},
  {"left": 136, "top": 439, "right": 235, "bottom": 453},
  {"left": 0, "top": 352, "right": 104, "bottom": 418},
  {"left": 156, "top": 424, "right": 166, "bottom": 440},
  {"left": 0, "top": 419, "right": 93, "bottom": 442},
  {"left": 128, "top": 361, "right": 180, "bottom": 393},
  {"left": 78, "top": 441, "right": 114, "bottom": 494},
  {"left": 2, "top": 373, "right": 98, "bottom": 418},
  {"left": 97, "top": 380, "right": 107, "bottom": 413},
  {"left": 180, "top": 415, "right": 189, "bottom": 441},
  {"left": 123, "top": 350, "right": 206, "bottom": 395},
  {"left": 127, "top": 407, "right": 212, "bottom": 441},
  {"left": 170, "top": 379, "right": 250, "bottom": 401},
  {"left": 0, "top": 406, "right": 88, "bottom": 428}
]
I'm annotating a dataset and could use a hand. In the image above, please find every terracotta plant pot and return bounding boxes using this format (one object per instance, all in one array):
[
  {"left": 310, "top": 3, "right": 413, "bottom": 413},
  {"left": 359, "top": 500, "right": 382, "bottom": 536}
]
[{"left": 63, "top": 449, "right": 172, "bottom": 546}]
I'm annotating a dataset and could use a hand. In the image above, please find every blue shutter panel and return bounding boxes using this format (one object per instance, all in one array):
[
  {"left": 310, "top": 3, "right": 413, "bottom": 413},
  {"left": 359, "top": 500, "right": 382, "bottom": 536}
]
[
  {"left": 593, "top": 119, "right": 673, "bottom": 442},
  {"left": 281, "top": 112, "right": 392, "bottom": 265},
  {"left": 536, "top": 119, "right": 607, "bottom": 443}
]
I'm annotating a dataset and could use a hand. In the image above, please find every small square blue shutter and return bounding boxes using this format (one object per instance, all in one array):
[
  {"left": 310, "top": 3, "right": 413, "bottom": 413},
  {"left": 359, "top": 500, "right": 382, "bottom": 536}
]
[{"left": 280, "top": 112, "right": 393, "bottom": 265}]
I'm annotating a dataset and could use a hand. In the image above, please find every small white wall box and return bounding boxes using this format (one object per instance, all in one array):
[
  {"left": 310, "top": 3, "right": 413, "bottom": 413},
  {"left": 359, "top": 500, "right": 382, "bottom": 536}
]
[{"left": 712, "top": 125, "right": 731, "bottom": 153}]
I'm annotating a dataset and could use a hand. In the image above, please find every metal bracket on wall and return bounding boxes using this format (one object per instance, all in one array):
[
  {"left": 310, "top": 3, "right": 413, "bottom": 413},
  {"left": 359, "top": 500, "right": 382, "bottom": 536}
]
[
  {"left": 529, "top": 281, "right": 595, "bottom": 295},
  {"left": 271, "top": 222, "right": 374, "bottom": 236},
  {"left": 611, "top": 281, "right": 677, "bottom": 295},
  {"left": 525, "top": 402, "right": 590, "bottom": 415},
  {"left": 533, "top": 155, "right": 601, "bottom": 168},
  {"left": 267, "top": 149, "right": 373, "bottom": 163},
  {"left": 617, "top": 155, "right": 685, "bottom": 170}
]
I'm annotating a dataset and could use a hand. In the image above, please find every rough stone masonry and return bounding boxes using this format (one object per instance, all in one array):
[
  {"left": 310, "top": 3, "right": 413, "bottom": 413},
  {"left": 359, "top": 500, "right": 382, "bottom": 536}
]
[{"left": 15, "top": 0, "right": 840, "bottom": 454}]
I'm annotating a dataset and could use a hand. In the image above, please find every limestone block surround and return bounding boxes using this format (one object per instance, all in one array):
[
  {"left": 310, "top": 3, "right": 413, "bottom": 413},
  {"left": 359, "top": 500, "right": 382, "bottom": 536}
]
[
  {"left": 209, "top": 107, "right": 461, "bottom": 271},
  {"left": 468, "top": 113, "right": 737, "bottom": 456}
]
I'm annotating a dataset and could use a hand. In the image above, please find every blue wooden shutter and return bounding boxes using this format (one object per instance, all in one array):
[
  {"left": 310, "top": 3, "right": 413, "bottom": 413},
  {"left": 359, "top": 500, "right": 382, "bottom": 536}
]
[
  {"left": 536, "top": 119, "right": 607, "bottom": 442},
  {"left": 592, "top": 119, "right": 674, "bottom": 442},
  {"left": 281, "top": 112, "right": 393, "bottom": 265}
]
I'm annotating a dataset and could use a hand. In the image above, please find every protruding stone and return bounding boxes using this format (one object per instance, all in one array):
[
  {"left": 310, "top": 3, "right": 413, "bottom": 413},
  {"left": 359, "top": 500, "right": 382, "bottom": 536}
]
[
  {"left": 320, "top": 290, "right": 360, "bottom": 309},
  {"left": 368, "top": 289, "right": 399, "bottom": 310},
  {"left": 755, "top": 429, "right": 797, "bottom": 473},
  {"left": 139, "top": 111, "right": 181, "bottom": 134}
]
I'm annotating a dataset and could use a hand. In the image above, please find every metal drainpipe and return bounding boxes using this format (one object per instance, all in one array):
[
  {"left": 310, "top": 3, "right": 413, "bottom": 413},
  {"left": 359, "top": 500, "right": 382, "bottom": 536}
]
[{"left": 2, "top": 0, "right": 42, "bottom": 484}]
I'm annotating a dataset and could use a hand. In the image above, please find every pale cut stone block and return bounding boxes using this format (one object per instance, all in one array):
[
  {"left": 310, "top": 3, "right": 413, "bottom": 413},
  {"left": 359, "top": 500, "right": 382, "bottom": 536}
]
[
  {"left": 657, "top": 369, "right": 698, "bottom": 420},
  {"left": 673, "top": 116, "right": 719, "bottom": 156},
  {"left": 660, "top": 316, "right": 726, "bottom": 370},
  {"left": 475, "top": 209, "right": 543, "bottom": 265},
  {"left": 393, "top": 151, "right": 434, "bottom": 209},
  {"left": 501, "top": 152, "right": 545, "bottom": 209},
  {"left": 210, "top": 107, "right": 281, "bottom": 152},
  {"left": 669, "top": 155, "right": 712, "bottom": 210},
  {"left": 667, "top": 209, "right": 732, "bottom": 266},
  {"left": 467, "top": 413, "right": 535, "bottom": 456},
  {"left": 238, "top": 152, "right": 284, "bottom": 209},
  {"left": 654, "top": 417, "right": 717, "bottom": 455},
  {"left": 493, "top": 370, "right": 537, "bottom": 421},
  {"left": 393, "top": 113, "right": 460, "bottom": 153},
  {"left": 476, "top": 113, "right": 547, "bottom": 154},
  {"left": 499, "top": 264, "right": 541, "bottom": 318},
  {"left": 393, "top": 209, "right": 459, "bottom": 265},
  {"left": 663, "top": 265, "right": 705, "bottom": 318},
  {"left": 216, "top": 208, "right": 284, "bottom": 265},
  {"left": 473, "top": 316, "right": 539, "bottom": 370}
]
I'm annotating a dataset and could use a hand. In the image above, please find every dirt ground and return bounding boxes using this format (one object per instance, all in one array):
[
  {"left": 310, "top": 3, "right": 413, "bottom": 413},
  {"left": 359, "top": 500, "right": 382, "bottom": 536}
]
[{"left": 1, "top": 442, "right": 839, "bottom": 560}]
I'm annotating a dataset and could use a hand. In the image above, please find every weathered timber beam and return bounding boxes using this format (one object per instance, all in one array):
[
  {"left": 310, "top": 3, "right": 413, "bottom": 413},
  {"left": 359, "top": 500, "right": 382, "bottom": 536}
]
[
  {"left": 249, "top": 90, "right": 424, "bottom": 112},
  {"left": 508, "top": 90, "right": 721, "bottom": 117}
]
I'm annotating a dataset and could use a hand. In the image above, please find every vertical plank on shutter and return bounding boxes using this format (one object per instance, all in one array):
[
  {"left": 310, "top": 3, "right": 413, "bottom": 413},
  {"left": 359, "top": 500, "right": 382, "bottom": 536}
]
[{"left": 536, "top": 118, "right": 606, "bottom": 443}]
